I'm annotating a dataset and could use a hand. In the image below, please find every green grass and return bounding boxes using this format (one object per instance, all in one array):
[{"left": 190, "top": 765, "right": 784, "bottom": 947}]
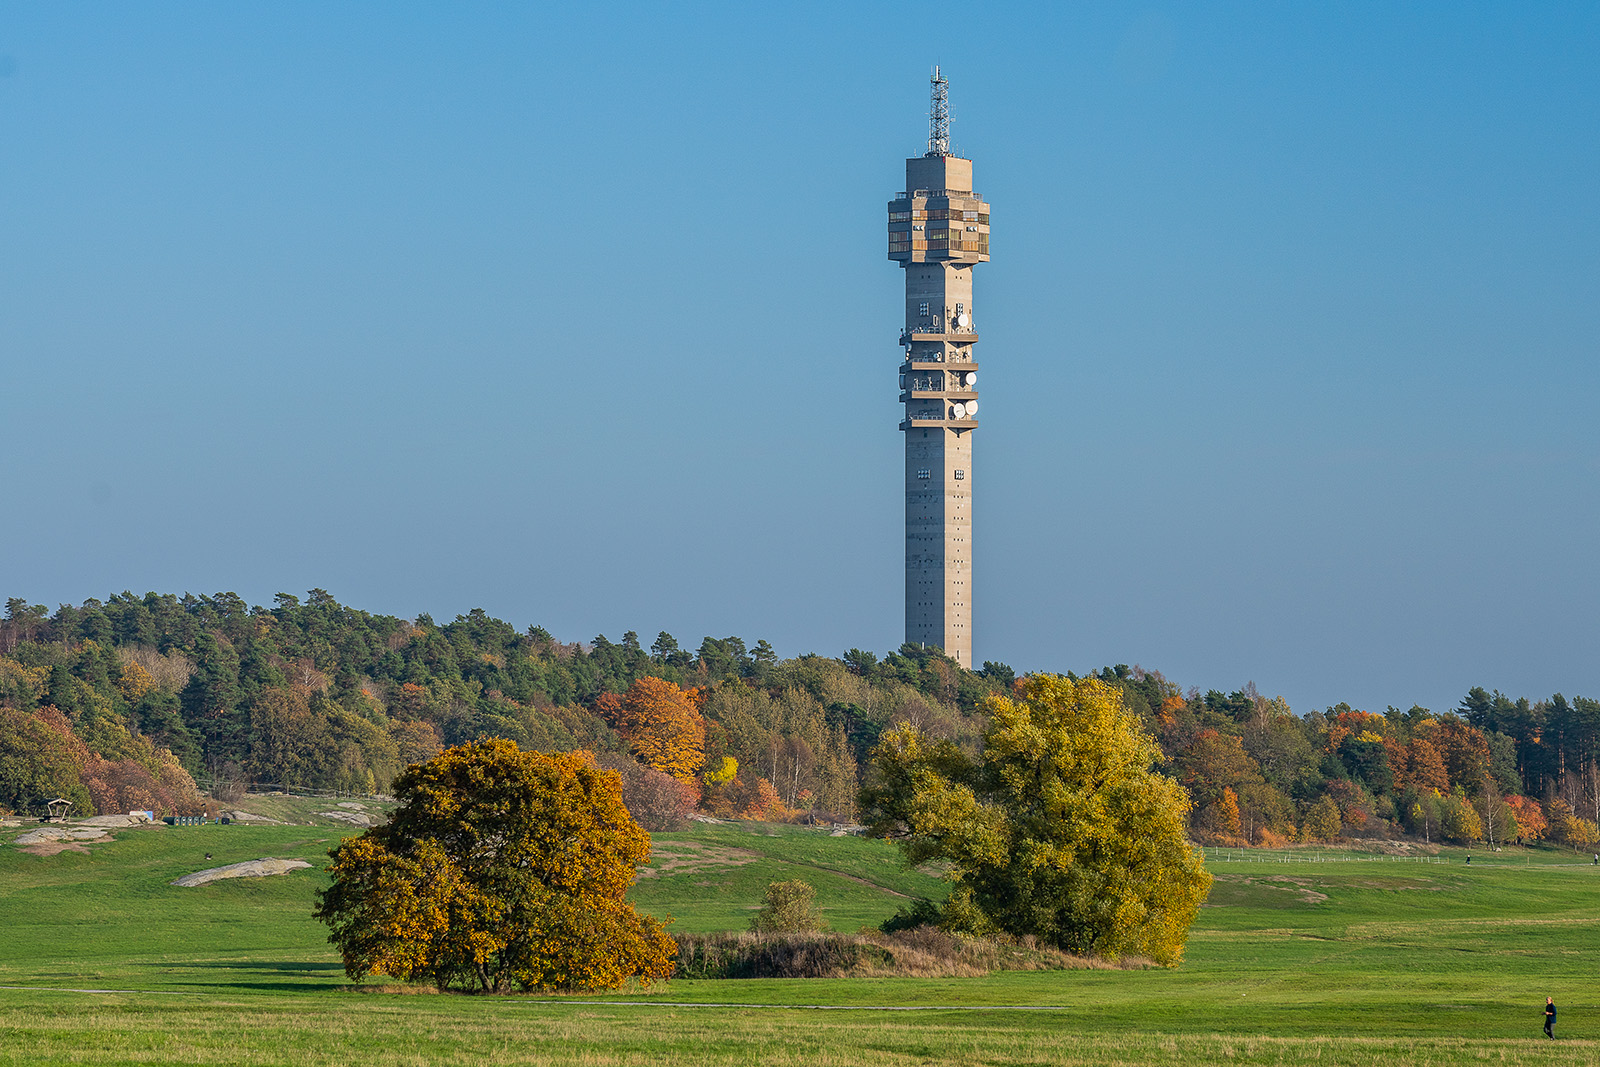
[
  {"left": 630, "top": 821, "right": 945, "bottom": 932},
  {"left": 4, "top": 818, "right": 1600, "bottom": 1064}
]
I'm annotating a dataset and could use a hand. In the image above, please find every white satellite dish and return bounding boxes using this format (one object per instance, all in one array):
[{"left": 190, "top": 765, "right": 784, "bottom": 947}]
[
  {"left": 954, "top": 312, "right": 968, "bottom": 329},
  {"left": 964, "top": 372, "right": 977, "bottom": 388},
  {"left": 948, "top": 405, "right": 961, "bottom": 420},
  {"left": 965, "top": 400, "right": 977, "bottom": 417}
]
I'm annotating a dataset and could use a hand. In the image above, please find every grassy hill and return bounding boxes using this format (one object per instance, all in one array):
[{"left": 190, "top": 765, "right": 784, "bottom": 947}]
[{"left": 4, "top": 814, "right": 1600, "bottom": 1065}]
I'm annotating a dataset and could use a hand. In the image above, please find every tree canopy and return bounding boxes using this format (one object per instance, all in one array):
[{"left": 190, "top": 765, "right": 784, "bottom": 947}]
[
  {"left": 314, "top": 738, "right": 676, "bottom": 992},
  {"left": 5, "top": 589, "right": 1600, "bottom": 853},
  {"left": 861, "top": 675, "right": 1211, "bottom": 965}
]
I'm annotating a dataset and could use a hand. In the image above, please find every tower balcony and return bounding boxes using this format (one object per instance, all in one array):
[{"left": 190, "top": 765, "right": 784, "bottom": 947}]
[
  {"left": 888, "top": 246, "right": 989, "bottom": 265},
  {"left": 906, "top": 359, "right": 977, "bottom": 371},
  {"left": 900, "top": 390, "right": 978, "bottom": 403},
  {"left": 901, "top": 330, "right": 979, "bottom": 345},
  {"left": 900, "top": 417, "right": 978, "bottom": 431}
]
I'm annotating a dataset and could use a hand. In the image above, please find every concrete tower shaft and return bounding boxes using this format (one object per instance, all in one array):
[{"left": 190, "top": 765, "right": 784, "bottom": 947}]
[{"left": 887, "top": 124, "right": 990, "bottom": 666}]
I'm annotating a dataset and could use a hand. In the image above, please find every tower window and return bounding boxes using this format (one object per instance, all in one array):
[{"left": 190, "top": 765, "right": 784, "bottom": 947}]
[
  {"left": 916, "top": 469, "right": 931, "bottom": 480},
  {"left": 919, "top": 302, "right": 929, "bottom": 316},
  {"left": 954, "top": 469, "right": 966, "bottom": 480}
]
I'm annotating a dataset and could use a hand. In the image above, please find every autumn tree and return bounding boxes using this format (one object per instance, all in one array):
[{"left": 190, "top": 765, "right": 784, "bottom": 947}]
[
  {"left": 860, "top": 675, "right": 1210, "bottom": 965},
  {"left": 247, "top": 686, "right": 320, "bottom": 786},
  {"left": 81, "top": 748, "right": 202, "bottom": 816},
  {"left": 1170, "top": 729, "right": 1262, "bottom": 842},
  {"left": 1300, "top": 795, "right": 1342, "bottom": 842},
  {"left": 740, "top": 777, "right": 795, "bottom": 822},
  {"left": 314, "top": 738, "right": 676, "bottom": 992},
  {"left": 1545, "top": 799, "right": 1599, "bottom": 850},
  {"left": 1415, "top": 718, "right": 1490, "bottom": 790},
  {"left": 1398, "top": 738, "right": 1450, "bottom": 793},
  {"left": 609, "top": 677, "right": 706, "bottom": 781},
  {"left": 699, "top": 755, "right": 739, "bottom": 816},
  {"left": 1505, "top": 795, "right": 1547, "bottom": 840},
  {"left": 597, "top": 752, "right": 698, "bottom": 831},
  {"left": 1438, "top": 792, "right": 1483, "bottom": 844},
  {"left": 0, "top": 707, "right": 92, "bottom": 814}
]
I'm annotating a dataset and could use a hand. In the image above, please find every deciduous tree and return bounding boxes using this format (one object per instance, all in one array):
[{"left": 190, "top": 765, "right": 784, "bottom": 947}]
[
  {"left": 1300, "top": 795, "right": 1342, "bottom": 842},
  {"left": 610, "top": 677, "right": 706, "bottom": 782},
  {"left": 314, "top": 738, "right": 676, "bottom": 992},
  {"left": 0, "top": 707, "right": 92, "bottom": 814},
  {"left": 1505, "top": 795, "right": 1547, "bottom": 840},
  {"left": 860, "top": 675, "right": 1210, "bottom": 965}
]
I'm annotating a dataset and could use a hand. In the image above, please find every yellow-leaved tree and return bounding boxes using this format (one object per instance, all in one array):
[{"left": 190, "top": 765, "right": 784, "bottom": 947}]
[
  {"left": 314, "top": 738, "right": 676, "bottom": 992},
  {"left": 860, "top": 675, "right": 1211, "bottom": 965}
]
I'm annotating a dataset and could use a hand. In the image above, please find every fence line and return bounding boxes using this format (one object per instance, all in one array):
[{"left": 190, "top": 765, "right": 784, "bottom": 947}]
[
  {"left": 1200, "top": 847, "right": 1448, "bottom": 864},
  {"left": 1200, "top": 847, "right": 1598, "bottom": 865}
]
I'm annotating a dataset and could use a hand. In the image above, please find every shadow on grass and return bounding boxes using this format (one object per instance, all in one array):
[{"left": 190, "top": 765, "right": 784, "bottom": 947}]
[
  {"left": 174, "top": 961, "right": 344, "bottom": 973},
  {"left": 162, "top": 960, "right": 347, "bottom": 992}
]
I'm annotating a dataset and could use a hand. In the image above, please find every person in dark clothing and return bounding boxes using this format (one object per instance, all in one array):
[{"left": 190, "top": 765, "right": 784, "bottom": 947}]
[{"left": 1545, "top": 997, "right": 1556, "bottom": 1039}]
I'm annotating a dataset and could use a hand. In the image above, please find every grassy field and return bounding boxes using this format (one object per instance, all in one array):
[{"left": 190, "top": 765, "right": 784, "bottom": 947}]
[{"left": 4, "top": 812, "right": 1600, "bottom": 1065}]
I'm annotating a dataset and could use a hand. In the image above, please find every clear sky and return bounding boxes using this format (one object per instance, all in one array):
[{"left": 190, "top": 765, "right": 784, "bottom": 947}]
[{"left": 3, "top": 3, "right": 1596, "bottom": 718}]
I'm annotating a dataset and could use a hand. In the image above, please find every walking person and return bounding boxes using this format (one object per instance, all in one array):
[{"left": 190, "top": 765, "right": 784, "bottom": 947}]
[{"left": 1544, "top": 996, "right": 1556, "bottom": 1039}]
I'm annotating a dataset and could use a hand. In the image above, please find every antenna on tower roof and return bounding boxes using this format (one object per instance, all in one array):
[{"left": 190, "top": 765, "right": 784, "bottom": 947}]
[{"left": 926, "top": 66, "right": 950, "bottom": 158}]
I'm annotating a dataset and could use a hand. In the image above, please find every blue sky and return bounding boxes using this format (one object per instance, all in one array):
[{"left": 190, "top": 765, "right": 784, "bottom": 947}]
[{"left": 2, "top": 3, "right": 1596, "bottom": 717}]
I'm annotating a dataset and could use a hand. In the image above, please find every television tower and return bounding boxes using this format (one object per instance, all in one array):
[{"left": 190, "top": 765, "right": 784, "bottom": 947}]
[{"left": 888, "top": 68, "right": 990, "bottom": 665}]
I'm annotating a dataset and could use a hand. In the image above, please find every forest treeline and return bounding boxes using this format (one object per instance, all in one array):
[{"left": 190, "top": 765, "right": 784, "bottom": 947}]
[{"left": 2, "top": 590, "right": 1598, "bottom": 849}]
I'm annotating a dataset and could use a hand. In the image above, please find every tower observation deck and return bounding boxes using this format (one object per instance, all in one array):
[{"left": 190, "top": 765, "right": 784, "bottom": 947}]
[{"left": 887, "top": 68, "right": 990, "bottom": 666}]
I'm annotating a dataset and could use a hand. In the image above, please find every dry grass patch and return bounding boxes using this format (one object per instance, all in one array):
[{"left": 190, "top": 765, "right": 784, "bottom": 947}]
[{"left": 636, "top": 842, "right": 759, "bottom": 878}]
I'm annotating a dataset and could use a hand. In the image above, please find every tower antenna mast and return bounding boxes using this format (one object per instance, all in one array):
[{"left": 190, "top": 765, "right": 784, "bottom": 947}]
[{"left": 927, "top": 66, "right": 950, "bottom": 157}]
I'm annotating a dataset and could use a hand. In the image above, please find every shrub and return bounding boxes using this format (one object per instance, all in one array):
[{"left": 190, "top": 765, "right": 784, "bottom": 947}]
[
  {"left": 750, "top": 880, "right": 825, "bottom": 933},
  {"left": 739, "top": 777, "right": 795, "bottom": 821},
  {"left": 599, "top": 753, "right": 697, "bottom": 831},
  {"left": 674, "top": 928, "right": 1149, "bottom": 980}
]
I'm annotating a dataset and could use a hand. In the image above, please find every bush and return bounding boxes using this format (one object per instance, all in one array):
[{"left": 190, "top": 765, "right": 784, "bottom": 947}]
[
  {"left": 750, "top": 880, "right": 825, "bottom": 932},
  {"left": 599, "top": 753, "right": 697, "bottom": 831},
  {"left": 880, "top": 897, "right": 942, "bottom": 934},
  {"left": 674, "top": 928, "right": 1149, "bottom": 980}
]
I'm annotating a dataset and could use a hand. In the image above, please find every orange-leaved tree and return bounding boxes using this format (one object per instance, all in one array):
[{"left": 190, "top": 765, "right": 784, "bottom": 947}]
[
  {"left": 1505, "top": 794, "right": 1547, "bottom": 840},
  {"left": 314, "top": 738, "right": 676, "bottom": 992},
  {"left": 612, "top": 677, "right": 706, "bottom": 782}
]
